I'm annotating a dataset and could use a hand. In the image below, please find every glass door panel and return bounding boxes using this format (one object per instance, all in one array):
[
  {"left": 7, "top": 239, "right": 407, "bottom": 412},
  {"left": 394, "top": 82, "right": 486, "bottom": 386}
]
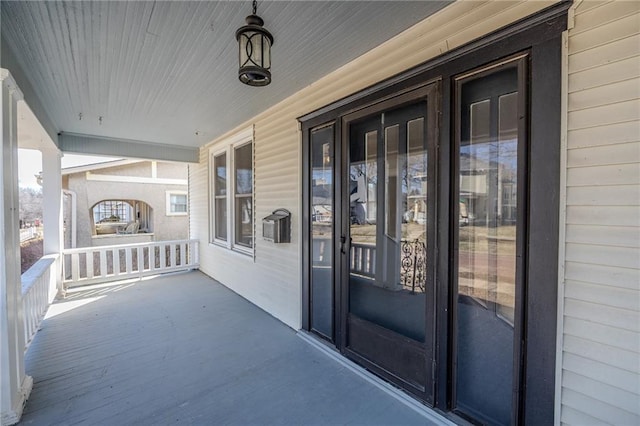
[
  {"left": 346, "top": 99, "right": 432, "bottom": 395},
  {"left": 349, "top": 121, "right": 380, "bottom": 325},
  {"left": 454, "top": 62, "right": 524, "bottom": 425},
  {"left": 349, "top": 105, "right": 428, "bottom": 342},
  {"left": 404, "top": 117, "right": 428, "bottom": 294},
  {"left": 310, "top": 125, "right": 334, "bottom": 339}
]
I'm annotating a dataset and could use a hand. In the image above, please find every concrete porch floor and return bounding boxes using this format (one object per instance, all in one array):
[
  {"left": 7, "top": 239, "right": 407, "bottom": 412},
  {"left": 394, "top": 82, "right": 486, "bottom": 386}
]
[{"left": 21, "top": 271, "right": 441, "bottom": 425}]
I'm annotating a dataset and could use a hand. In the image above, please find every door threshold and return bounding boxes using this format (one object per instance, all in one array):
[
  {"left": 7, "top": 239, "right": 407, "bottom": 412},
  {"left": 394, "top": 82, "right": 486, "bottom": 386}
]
[{"left": 297, "top": 331, "right": 456, "bottom": 426}]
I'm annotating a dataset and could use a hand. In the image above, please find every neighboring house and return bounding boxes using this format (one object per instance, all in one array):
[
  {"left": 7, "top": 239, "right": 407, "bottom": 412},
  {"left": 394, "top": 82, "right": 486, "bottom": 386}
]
[
  {"left": 62, "top": 159, "right": 188, "bottom": 248},
  {"left": 1, "top": 2, "right": 639, "bottom": 426}
]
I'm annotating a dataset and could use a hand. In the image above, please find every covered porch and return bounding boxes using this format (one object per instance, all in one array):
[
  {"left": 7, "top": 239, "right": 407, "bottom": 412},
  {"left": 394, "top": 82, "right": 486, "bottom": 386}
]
[
  {"left": 3, "top": 1, "right": 638, "bottom": 424},
  {"left": 1, "top": 1, "right": 460, "bottom": 422},
  {"left": 21, "top": 271, "right": 444, "bottom": 425}
]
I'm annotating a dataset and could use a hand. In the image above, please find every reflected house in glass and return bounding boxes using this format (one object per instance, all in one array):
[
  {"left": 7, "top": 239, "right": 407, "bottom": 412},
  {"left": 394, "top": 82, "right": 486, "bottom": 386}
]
[
  {"left": 312, "top": 179, "right": 332, "bottom": 224},
  {"left": 459, "top": 152, "right": 517, "bottom": 226}
]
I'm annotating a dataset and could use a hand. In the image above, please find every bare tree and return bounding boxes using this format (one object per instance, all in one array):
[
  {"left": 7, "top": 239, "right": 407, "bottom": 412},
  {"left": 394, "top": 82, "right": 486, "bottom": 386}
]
[{"left": 19, "top": 187, "right": 43, "bottom": 226}]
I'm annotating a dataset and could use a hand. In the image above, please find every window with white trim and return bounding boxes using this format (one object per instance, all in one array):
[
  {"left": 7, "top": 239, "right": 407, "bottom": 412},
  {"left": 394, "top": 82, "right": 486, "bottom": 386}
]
[
  {"left": 209, "top": 128, "right": 254, "bottom": 254},
  {"left": 166, "top": 191, "right": 188, "bottom": 216},
  {"left": 233, "top": 143, "right": 253, "bottom": 248},
  {"left": 212, "top": 152, "right": 228, "bottom": 241}
]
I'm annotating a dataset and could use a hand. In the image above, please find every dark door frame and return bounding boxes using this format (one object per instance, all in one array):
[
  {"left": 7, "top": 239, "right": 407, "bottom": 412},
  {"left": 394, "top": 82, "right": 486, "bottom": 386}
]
[
  {"left": 300, "top": 3, "right": 569, "bottom": 424},
  {"left": 451, "top": 53, "right": 530, "bottom": 425}
]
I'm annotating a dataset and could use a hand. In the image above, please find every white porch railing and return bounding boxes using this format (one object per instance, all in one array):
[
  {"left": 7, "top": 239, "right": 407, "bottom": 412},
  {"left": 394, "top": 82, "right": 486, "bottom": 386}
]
[
  {"left": 350, "top": 240, "right": 427, "bottom": 293},
  {"left": 21, "top": 254, "right": 59, "bottom": 351},
  {"left": 20, "top": 226, "right": 38, "bottom": 242},
  {"left": 350, "top": 242, "right": 376, "bottom": 279},
  {"left": 62, "top": 239, "right": 199, "bottom": 288}
]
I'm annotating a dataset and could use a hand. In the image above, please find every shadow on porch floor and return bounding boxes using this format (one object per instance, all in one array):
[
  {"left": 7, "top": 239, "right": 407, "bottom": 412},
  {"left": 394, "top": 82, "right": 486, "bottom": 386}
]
[{"left": 21, "top": 271, "right": 437, "bottom": 425}]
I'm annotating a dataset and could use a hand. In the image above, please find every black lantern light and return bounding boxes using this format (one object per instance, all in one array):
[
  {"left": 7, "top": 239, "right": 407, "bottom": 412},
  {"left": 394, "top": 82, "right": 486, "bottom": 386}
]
[{"left": 236, "top": 0, "right": 274, "bottom": 86}]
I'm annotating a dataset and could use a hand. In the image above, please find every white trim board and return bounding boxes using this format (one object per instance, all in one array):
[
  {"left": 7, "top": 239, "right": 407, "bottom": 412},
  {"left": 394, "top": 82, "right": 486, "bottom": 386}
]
[
  {"left": 61, "top": 159, "right": 139, "bottom": 175},
  {"left": 59, "top": 132, "right": 199, "bottom": 163},
  {"left": 85, "top": 172, "right": 187, "bottom": 186}
]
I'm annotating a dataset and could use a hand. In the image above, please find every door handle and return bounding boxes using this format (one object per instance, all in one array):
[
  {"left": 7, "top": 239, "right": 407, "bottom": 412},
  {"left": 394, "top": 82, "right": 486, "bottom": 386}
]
[{"left": 340, "top": 235, "right": 352, "bottom": 254}]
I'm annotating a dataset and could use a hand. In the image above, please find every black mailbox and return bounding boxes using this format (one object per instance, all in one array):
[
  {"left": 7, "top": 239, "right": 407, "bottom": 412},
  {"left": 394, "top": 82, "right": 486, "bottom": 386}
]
[{"left": 262, "top": 209, "right": 291, "bottom": 243}]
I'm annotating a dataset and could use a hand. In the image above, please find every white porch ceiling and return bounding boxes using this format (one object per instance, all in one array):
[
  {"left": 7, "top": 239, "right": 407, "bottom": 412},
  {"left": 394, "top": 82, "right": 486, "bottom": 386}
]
[{"left": 1, "top": 1, "right": 450, "bottom": 150}]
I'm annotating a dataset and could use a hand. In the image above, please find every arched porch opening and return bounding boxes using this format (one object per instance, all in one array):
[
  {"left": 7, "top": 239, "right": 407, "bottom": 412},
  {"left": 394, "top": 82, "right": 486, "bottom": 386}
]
[{"left": 90, "top": 199, "right": 153, "bottom": 236}]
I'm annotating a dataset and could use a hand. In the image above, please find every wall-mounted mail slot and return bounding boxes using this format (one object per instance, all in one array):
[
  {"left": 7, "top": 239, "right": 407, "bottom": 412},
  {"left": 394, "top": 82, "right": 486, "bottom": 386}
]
[{"left": 262, "top": 209, "right": 291, "bottom": 243}]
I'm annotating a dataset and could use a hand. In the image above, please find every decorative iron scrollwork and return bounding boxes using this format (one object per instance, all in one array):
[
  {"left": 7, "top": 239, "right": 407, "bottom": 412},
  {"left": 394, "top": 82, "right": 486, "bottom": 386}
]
[{"left": 401, "top": 239, "right": 427, "bottom": 293}]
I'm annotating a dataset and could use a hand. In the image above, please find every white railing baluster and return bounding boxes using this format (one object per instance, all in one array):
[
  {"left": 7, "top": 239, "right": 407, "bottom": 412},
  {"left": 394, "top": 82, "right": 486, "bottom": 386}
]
[
  {"left": 86, "top": 250, "right": 94, "bottom": 280},
  {"left": 160, "top": 244, "right": 166, "bottom": 270},
  {"left": 98, "top": 249, "right": 106, "bottom": 279},
  {"left": 180, "top": 243, "right": 186, "bottom": 266},
  {"left": 142, "top": 247, "right": 147, "bottom": 272},
  {"left": 148, "top": 246, "right": 155, "bottom": 272},
  {"left": 113, "top": 249, "right": 120, "bottom": 276},
  {"left": 170, "top": 244, "right": 176, "bottom": 268},
  {"left": 137, "top": 247, "right": 144, "bottom": 276},
  {"left": 72, "top": 253, "right": 80, "bottom": 282},
  {"left": 193, "top": 240, "right": 199, "bottom": 266},
  {"left": 126, "top": 247, "right": 133, "bottom": 274}
]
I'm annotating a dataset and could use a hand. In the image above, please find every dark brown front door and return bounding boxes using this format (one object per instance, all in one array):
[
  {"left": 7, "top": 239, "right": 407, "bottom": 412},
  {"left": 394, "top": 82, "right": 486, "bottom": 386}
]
[{"left": 340, "top": 84, "right": 438, "bottom": 402}]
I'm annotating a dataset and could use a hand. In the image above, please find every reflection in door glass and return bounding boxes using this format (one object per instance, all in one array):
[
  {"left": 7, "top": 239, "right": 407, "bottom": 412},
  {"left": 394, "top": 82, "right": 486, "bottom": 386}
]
[
  {"left": 349, "top": 103, "right": 428, "bottom": 343},
  {"left": 456, "top": 66, "right": 519, "bottom": 426},
  {"left": 310, "top": 125, "right": 334, "bottom": 339},
  {"left": 385, "top": 125, "right": 399, "bottom": 241},
  {"left": 349, "top": 126, "right": 378, "bottom": 307},
  {"left": 365, "top": 132, "right": 378, "bottom": 223},
  {"left": 403, "top": 118, "right": 427, "bottom": 293},
  {"left": 497, "top": 92, "right": 518, "bottom": 325}
]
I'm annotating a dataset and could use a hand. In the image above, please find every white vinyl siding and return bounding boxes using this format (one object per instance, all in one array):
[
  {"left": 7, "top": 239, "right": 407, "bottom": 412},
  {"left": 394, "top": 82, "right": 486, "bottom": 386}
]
[
  {"left": 561, "top": 1, "right": 640, "bottom": 425},
  {"left": 189, "top": 1, "right": 557, "bottom": 330}
]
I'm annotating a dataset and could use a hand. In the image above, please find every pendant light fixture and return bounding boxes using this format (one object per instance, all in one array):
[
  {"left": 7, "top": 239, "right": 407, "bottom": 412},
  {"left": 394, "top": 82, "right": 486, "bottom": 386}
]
[{"left": 236, "top": 0, "right": 274, "bottom": 86}]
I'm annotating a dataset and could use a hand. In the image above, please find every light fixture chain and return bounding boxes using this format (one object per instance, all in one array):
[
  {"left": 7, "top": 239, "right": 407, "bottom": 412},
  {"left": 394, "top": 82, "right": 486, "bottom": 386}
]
[{"left": 252, "top": 0, "right": 257, "bottom": 15}]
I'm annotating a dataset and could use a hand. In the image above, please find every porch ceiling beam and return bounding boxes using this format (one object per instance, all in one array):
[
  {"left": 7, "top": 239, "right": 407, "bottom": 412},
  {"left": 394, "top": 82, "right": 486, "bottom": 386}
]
[{"left": 58, "top": 132, "right": 199, "bottom": 163}]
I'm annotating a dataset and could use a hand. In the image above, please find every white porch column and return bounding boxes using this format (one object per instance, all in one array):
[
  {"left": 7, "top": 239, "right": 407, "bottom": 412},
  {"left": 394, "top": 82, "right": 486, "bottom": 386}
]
[
  {"left": 41, "top": 147, "right": 63, "bottom": 294},
  {"left": 0, "top": 70, "right": 32, "bottom": 425}
]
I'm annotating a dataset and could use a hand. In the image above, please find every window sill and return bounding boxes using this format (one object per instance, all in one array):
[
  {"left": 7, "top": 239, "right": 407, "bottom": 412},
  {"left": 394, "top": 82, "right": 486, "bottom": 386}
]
[
  {"left": 208, "top": 241, "right": 254, "bottom": 259},
  {"left": 232, "top": 246, "right": 254, "bottom": 258}
]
